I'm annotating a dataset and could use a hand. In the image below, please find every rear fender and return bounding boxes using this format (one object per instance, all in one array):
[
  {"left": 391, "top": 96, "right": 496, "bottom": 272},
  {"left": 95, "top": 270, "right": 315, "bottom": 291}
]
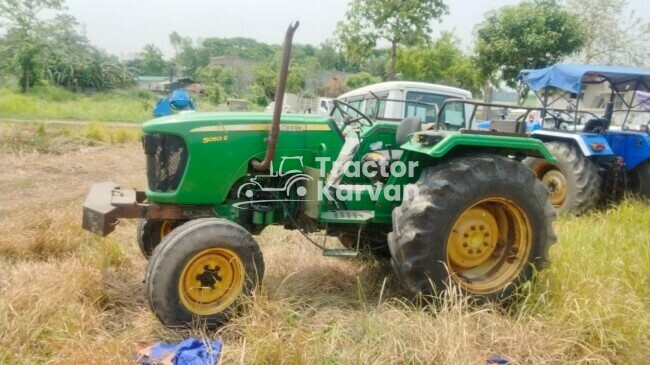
[
  {"left": 603, "top": 131, "right": 650, "bottom": 170},
  {"left": 401, "top": 131, "right": 557, "bottom": 162},
  {"left": 530, "top": 130, "right": 614, "bottom": 157}
]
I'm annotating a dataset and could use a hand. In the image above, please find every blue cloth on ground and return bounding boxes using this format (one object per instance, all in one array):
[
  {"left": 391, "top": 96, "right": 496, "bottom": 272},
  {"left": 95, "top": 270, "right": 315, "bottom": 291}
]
[
  {"left": 138, "top": 338, "right": 222, "bottom": 365},
  {"left": 485, "top": 356, "right": 510, "bottom": 364}
]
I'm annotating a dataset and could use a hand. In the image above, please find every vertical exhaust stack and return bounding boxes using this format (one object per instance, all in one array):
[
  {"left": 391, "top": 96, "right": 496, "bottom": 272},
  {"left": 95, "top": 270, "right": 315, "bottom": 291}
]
[{"left": 251, "top": 21, "right": 300, "bottom": 171}]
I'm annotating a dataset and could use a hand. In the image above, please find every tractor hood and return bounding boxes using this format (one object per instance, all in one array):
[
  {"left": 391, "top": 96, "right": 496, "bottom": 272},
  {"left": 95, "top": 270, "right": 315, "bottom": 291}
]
[
  {"left": 142, "top": 112, "right": 337, "bottom": 135},
  {"left": 140, "top": 112, "right": 344, "bottom": 205}
]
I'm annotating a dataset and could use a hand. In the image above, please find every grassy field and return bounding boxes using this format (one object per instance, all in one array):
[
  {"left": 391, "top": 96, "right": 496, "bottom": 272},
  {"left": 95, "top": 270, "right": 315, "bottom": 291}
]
[
  {"left": 0, "top": 123, "right": 648, "bottom": 364},
  {"left": 0, "top": 86, "right": 263, "bottom": 123},
  {"left": 0, "top": 86, "right": 156, "bottom": 123}
]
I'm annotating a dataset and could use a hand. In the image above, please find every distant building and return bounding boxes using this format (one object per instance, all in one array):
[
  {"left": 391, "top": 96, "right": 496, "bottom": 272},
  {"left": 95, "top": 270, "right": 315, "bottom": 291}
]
[
  {"left": 136, "top": 76, "right": 169, "bottom": 90},
  {"left": 135, "top": 76, "right": 195, "bottom": 93},
  {"left": 209, "top": 56, "right": 256, "bottom": 92}
]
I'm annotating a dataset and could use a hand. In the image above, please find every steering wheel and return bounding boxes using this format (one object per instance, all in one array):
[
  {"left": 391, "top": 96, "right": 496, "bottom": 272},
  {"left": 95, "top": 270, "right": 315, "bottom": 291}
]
[
  {"left": 544, "top": 110, "right": 574, "bottom": 130},
  {"left": 331, "top": 99, "right": 374, "bottom": 127}
]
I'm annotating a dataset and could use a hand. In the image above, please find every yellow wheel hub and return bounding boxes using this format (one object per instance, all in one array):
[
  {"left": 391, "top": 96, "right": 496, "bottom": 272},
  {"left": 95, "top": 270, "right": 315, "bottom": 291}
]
[
  {"left": 448, "top": 207, "right": 498, "bottom": 268},
  {"left": 541, "top": 169, "right": 567, "bottom": 207},
  {"left": 178, "top": 248, "right": 245, "bottom": 315},
  {"left": 446, "top": 198, "right": 532, "bottom": 295},
  {"left": 532, "top": 163, "right": 567, "bottom": 208},
  {"left": 160, "top": 221, "right": 174, "bottom": 238}
]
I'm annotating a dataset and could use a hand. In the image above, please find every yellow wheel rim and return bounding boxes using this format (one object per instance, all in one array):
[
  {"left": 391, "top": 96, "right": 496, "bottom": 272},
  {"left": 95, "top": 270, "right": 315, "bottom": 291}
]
[
  {"left": 446, "top": 198, "right": 532, "bottom": 295},
  {"left": 533, "top": 163, "right": 567, "bottom": 208},
  {"left": 179, "top": 248, "right": 245, "bottom": 315},
  {"left": 160, "top": 221, "right": 174, "bottom": 238}
]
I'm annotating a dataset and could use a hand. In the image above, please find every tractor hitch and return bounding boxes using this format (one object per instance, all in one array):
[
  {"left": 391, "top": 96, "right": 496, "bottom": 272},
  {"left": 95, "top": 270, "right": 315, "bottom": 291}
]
[{"left": 82, "top": 182, "right": 213, "bottom": 237}]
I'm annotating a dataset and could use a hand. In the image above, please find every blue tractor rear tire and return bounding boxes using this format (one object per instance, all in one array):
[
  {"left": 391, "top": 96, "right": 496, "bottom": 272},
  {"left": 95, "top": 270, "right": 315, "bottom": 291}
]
[
  {"left": 628, "top": 160, "right": 650, "bottom": 200},
  {"left": 523, "top": 141, "right": 602, "bottom": 215}
]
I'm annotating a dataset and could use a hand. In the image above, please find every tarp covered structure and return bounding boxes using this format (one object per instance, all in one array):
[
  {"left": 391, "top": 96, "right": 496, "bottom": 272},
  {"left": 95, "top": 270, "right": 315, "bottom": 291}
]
[{"left": 519, "top": 64, "right": 650, "bottom": 94}]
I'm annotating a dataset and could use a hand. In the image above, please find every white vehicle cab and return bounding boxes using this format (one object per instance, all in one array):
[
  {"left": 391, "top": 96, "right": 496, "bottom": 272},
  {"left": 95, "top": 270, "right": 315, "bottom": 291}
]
[{"left": 336, "top": 81, "right": 472, "bottom": 127}]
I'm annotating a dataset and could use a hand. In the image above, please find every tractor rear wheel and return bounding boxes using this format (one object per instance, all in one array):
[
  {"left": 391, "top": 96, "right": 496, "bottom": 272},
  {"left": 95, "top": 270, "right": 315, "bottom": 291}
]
[
  {"left": 137, "top": 219, "right": 181, "bottom": 258},
  {"left": 145, "top": 218, "right": 264, "bottom": 328},
  {"left": 523, "top": 141, "right": 601, "bottom": 215},
  {"left": 628, "top": 159, "right": 650, "bottom": 199},
  {"left": 388, "top": 155, "right": 556, "bottom": 301}
]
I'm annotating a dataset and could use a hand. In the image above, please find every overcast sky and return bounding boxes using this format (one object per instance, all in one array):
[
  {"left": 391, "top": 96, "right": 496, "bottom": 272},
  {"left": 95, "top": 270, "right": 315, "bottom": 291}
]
[{"left": 65, "top": 0, "right": 650, "bottom": 59}]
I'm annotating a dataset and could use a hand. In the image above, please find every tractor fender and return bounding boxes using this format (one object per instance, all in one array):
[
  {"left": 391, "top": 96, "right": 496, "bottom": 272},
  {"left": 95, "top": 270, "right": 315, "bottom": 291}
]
[
  {"left": 530, "top": 130, "right": 614, "bottom": 157},
  {"left": 400, "top": 132, "right": 557, "bottom": 162}
]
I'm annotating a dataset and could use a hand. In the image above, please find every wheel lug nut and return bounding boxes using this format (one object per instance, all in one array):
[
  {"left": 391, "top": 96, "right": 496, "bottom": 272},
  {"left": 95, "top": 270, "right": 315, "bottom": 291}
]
[
  {"left": 483, "top": 241, "right": 489, "bottom": 246},
  {"left": 464, "top": 233, "right": 469, "bottom": 238},
  {"left": 477, "top": 249, "right": 482, "bottom": 254},
  {"left": 468, "top": 249, "right": 474, "bottom": 254},
  {"left": 463, "top": 242, "right": 468, "bottom": 247},
  {"left": 479, "top": 225, "right": 485, "bottom": 230},
  {"left": 471, "top": 226, "right": 476, "bottom": 231},
  {"left": 484, "top": 232, "right": 489, "bottom": 237}
]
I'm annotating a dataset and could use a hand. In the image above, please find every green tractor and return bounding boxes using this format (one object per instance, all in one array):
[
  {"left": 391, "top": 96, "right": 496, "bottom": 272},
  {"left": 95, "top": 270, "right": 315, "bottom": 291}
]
[{"left": 82, "top": 23, "right": 557, "bottom": 328}]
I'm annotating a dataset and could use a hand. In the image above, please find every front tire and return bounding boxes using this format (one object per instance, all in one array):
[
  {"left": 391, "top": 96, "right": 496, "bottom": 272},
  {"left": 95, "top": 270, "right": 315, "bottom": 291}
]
[
  {"left": 388, "top": 155, "right": 556, "bottom": 301},
  {"left": 523, "top": 141, "right": 602, "bottom": 215},
  {"left": 145, "top": 218, "right": 264, "bottom": 328}
]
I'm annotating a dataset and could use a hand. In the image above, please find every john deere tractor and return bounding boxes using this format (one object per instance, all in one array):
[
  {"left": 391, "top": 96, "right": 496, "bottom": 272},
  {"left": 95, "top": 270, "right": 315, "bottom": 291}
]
[{"left": 82, "top": 22, "right": 557, "bottom": 328}]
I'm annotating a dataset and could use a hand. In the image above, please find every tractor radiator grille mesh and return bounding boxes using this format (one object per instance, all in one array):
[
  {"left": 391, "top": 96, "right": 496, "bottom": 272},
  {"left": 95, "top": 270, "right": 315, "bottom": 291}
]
[{"left": 142, "top": 133, "right": 188, "bottom": 192}]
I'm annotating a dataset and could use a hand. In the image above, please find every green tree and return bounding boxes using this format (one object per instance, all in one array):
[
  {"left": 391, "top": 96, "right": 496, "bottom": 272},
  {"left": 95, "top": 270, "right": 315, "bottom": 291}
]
[
  {"left": 474, "top": 0, "right": 585, "bottom": 88},
  {"left": 141, "top": 44, "right": 166, "bottom": 76},
  {"left": 336, "top": 0, "right": 448, "bottom": 80},
  {"left": 252, "top": 60, "right": 307, "bottom": 101},
  {"left": 0, "top": 0, "right": 65, "bottom": 91},
  {"left": 169, "top": 33, "right": 201, "bottom": 76},
  {"left": 396, "top": 32, "right": 481, "bottom": 94},
  {"left": 201, "top": 37, "right": 276, "bottom": 61},
  {"left": 346, "top": 71, "right": 380, "bottom": 89},
  {"left": 41, "top": 12, "right": 134, "bottom": 90},
  {"left": 566, "top": 0, "right": 650, "bottom": 66}
]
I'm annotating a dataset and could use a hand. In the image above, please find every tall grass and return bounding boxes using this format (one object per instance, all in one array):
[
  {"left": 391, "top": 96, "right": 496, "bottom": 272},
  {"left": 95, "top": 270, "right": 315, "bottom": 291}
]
[
  {"left": 0, "top": 121, "right": 140, "bottom": 154},
  {"left": 0, "top": 86, "right": 153, "bottom": 122},
  {"left": 0, "top": 127, "right": 648, "bottom": 364}
]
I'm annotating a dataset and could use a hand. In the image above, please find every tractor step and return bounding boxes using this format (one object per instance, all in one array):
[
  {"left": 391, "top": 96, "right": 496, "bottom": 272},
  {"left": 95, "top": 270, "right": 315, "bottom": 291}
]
[
  {"left": 319, "top": 210, "right": 374, "bottom": 224},
  {"left": 322, "top": 248, "right": 358, "bottom": 257}
]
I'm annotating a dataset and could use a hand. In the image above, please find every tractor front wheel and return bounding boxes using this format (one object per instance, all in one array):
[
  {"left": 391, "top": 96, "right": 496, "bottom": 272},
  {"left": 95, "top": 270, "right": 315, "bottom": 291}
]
[
  {"left": 137, "top": 219, "right": 181, "bottom": 258},
  {"left": 388, "top": 155, "right": 556, "bottom": 301},
  {"left": 145, "top": 218, "right": 264, "bottom": 328},
  {"left": 523, "top": 141, "right": 601, "bottom": 215},
  {"left": 628, "top": 159, "right": 650, "bottom": 199}
]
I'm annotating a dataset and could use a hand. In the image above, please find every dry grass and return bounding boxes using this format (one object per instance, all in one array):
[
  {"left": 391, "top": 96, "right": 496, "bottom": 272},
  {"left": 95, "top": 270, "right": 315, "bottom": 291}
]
[{"left": 0, "top": 122, "right": 648, "bottom": 364}]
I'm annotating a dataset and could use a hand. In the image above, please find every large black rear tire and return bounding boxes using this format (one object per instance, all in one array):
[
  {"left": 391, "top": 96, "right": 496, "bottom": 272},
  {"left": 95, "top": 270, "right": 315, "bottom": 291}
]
[
  {"left": 627, "top": 159, "right": 650, "bottom": 199},
  {"left": 388, "top": 155, "right": 556, "bottom": 301},
  {"left": 523, "top": 141, "right": 601, "bottom": 215},
  {"left": 145, "top": 218, "right": 264, "bottom": 328}
]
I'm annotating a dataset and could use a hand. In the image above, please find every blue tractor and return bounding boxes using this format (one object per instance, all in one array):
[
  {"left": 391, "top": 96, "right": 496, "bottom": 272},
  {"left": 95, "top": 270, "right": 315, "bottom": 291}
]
[
  {"left": 519, "top": 64, "right": 650, "bottom": 214},
  {"left": 152, "top": 89, "right": 196, "bottom": 117}
]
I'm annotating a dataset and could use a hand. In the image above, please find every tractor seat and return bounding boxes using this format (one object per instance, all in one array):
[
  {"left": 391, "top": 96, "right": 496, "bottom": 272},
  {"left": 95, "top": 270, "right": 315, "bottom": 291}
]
[
  {"left": 396, "top": 116, "right": 422, "bottom": 145},
  {"left": 583, "top": 118, "right": 606, "bottom": 133}
]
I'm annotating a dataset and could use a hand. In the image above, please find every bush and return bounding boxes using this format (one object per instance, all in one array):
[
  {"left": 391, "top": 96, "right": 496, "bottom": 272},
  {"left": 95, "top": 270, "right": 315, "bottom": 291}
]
[
  {"left": 346, "top": 72, "right": 381, "bottom": 89},
  {"left": 30, "top": 85, "right": 77, "bottom": 102},
  {"left": 205, "top": 84, "right": 224, "bottom": 105}
]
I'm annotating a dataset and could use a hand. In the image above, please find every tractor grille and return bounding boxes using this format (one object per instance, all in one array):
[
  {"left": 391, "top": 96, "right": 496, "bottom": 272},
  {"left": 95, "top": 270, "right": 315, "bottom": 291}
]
[{"left": 142, "top": 133, "right": 188, "bottom": 192}]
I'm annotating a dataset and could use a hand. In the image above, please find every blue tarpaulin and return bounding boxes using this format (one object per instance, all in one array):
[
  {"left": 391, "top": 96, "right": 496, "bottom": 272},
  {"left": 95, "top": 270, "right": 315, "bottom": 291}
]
[
  {"left": 137, "top": 338, "right": 222, "bottom": 365},
  {"left": 519, "top": 64, "right": 650, "bottom": 94}
]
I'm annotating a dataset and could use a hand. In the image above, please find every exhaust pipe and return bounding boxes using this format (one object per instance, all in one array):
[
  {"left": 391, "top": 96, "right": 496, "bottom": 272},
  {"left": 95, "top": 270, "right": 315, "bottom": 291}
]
[{"left": 251, "top": 21, "right": 300, "bottom": 171}]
